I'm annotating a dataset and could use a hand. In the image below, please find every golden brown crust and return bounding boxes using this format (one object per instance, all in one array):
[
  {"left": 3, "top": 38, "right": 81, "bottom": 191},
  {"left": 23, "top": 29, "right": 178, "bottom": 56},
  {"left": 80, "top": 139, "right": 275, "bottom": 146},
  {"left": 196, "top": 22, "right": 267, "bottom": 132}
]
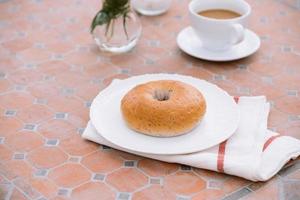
[{"left": 121, "top": 80, "right": 206, "bottom": 137}]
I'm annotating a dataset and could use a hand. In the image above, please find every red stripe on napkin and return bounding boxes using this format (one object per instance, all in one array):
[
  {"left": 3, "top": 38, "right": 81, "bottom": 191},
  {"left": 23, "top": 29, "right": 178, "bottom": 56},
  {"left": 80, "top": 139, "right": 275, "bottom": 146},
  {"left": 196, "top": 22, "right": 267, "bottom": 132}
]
[
  {"left": 263, "top": 135, "right": 281, "bottom": 152},
  {"left": 217, "top": 141, "right": 227, "bottom": 172},
  {"left": 234, "top": 96, "right": 240, "bottom": 103},
  {"left": 216, "top": 96, "right": 240, "bottom": 173}
]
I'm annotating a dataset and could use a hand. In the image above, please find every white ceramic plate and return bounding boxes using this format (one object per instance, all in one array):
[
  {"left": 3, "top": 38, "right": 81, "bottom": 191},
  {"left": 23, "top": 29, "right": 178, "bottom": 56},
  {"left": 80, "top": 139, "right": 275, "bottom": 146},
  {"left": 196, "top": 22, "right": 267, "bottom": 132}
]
[
  {"left": 177, "top": 27, "right": 260, "bottom": 62},
  {"left": 90, "top": 74, "right": 240, "bottom": 155}
]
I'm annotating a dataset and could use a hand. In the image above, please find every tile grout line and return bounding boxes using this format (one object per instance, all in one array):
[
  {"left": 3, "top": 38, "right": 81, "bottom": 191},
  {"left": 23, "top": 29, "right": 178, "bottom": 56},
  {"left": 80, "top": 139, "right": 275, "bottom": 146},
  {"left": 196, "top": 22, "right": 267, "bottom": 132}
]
[{"left": 221, "top": 159, "right": 300, "bottom": 200}]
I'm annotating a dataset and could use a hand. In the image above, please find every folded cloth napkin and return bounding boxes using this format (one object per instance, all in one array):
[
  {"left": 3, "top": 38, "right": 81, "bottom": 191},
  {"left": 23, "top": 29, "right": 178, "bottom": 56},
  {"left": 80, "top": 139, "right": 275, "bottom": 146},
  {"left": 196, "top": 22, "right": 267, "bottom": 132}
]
[{"left": 82, "top": 94, "right": 300, "bottom": 181}]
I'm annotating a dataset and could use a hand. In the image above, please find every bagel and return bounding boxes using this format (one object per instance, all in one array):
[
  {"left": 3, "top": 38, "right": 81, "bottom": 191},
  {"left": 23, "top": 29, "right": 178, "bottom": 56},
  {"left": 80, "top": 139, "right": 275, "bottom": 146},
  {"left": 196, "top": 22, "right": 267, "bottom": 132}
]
[{"left": 121, "top": 80, "right": 206, "bottom": 137}]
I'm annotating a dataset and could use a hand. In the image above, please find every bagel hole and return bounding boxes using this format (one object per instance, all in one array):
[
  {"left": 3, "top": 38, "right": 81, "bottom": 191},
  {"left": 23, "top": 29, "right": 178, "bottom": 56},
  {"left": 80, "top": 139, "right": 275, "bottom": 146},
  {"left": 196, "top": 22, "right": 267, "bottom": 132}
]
[{"left": 153, "top": 90, "right": 172, "bottom": 101}]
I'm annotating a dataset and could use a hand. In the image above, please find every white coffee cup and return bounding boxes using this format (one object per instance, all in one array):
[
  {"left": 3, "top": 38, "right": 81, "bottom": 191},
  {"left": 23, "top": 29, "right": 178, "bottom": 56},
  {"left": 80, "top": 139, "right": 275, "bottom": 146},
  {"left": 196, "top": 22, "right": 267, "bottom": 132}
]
[{"left": 189, "top": 0, "right": 251, "bottom": 51}]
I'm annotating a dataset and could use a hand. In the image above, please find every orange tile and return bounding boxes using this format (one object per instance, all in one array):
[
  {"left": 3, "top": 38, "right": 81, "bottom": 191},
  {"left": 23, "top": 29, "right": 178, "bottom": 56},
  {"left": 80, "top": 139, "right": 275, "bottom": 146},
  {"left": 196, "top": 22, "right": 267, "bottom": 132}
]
[
  {"left": 47, "top": 95, "right": 84, "bottom": 113},
  {"left": 222, "top": 177, "right": 250, "bottom": 194},
  {"left": 38, "top": 119, "right": 76, "bottom": 140},
  {"left": 102, "top": 74, "right": 130, "bottom": 87},
  {"left": 211, "top": 79, "right": 238, "bottom": 96},
  {"left": 138, "top": 159, "right": 178, "bottom": 177},
  {"left": 110, "top": 53, "right": 145, "bottom": 69},
  {"left": 11, "top": 18, "right": 41, "bottom": 32},
  {"left": 48, "top": 163, "right": 91, "bottom": 188},
  {"left": 275, "top": 96, "right": 300, "bottom": 115},
  {"left": 192, "top": 189, "right": 225, "bottom": 200},
  {"left": 226, "top": 70, "right": 262, "bottom": 89},
  {"left": 9, "top": 188, "right": 28, "bottom": 200},
  {"left": 0, "top": 58, "right": 22, "bottom": 73},
  {"left": 9, "top": 68, "right": 44, "bottom": 85},
  {"left": 0, "top": 79, "right": 13, "bottom": 92},
  {"left": 13, "top": 178, "right": 40, "bottom": 199},
  {"left": 0, "top": 28, "right": 15, "bottom": 42},
  {"left": 253, "top": 85, "right": 285, "bottom": 100},
  {"left": 64, "top": 51, "right": 98, "bottom": 66},
  {"left": 71, "top": 182, "right": 115, "bottom": 200},
  {"left": 63, "top": 22, "right": 88, "bottom": 35},
  {"left": 193, "top": 169, "right": 228, "bottom": 182},
  {"left": 130, "top": 64, "right": 164, "bottom": 75},
  {"left": 242, "top": 177, "right": 279, "bottom": 200},
  {"left": 28, "top": 82, "right": 61, "bottom": 99},
  {"left": 40, "top": 0, "right": 75, "bottom": 9},
  {"left": 50, "top": 197, "right": 70, "bottom": 200},
  {"left": 165, "top": 172, "right": 206, "bottom": 195},
  {"left": 81, "top": 150, "right": 123, "bottom": 173},
  {"left": 202, "top": 62, "right": 237, "bottom": 75},
  {"left": 155, "top": 56, "right": 189, "bottom": 73},
  {"left": 76, "top": 83, "right": 104, "bottom": 101},
  {"left": 0, "top": 107, "right": 4, "bottom": 115},
  {"left": 83, "top": 62, "right": 118, "bottom": 79},
  {"left": 272, "top": 50, "right": 300, "bottom": 69},
  {"left": 26, "top": 29, "right": 61, "bottom": 45},
  {"left": 0, "top": 178, "right": 13, "bottom": 199},
  {"left": 136, "top": 43, "right": 168, "bottom": 61},
  {"left": 278, "top": 121, "right": 300, "bottom": 140},
  {"left": 132, "top": 185, "right": 176, "bottom": 200},
  {"left": 249, "top": 62, "right": 284, "bottom": 77},
  {"left": 5, "top": 131, "right": 44, "bottom": 152},
  {"left": 0, "top": 116, "right": 23, "bottom": 137},
  {"left": 69, "top": 32, "right": 94, "bottom": 46},
  {"left": 40, "top": 14, "right": 65, "bottom": 27},
  {"left": 268, "top": 108, "right": 289, "bottom": 127},
  {"left": 67, "top": 109, "right": 89, "bottom": 128},
  {"left": 46, "top": 41, "right": 75, "bottom": 54},
  {"left": 115, "top": 150, "right": 143, "bottom": 161},
  {"left": 54, "top": 71, "right": 90, "bottom": 88},
  {"left": 273, "top": 71, "right": 300, "bottom": 91},
  {"left": 37, "top": 61, "right": 70, "bottom": 76},
  {"left": 0, "top": 144, "right": 13, "bottom": 161},
  {"left": 0, "top": 174, "right": 7, "bottom": 183},
  {"left": 0, "top": 92, "right": 34, "bottom": 110},
  {"left": 2, "top": 160, "right": 33, "bottom": 180},
  {"left": 18, "top": 47, "right": 51, "bottom": 63},
  {"left": 28, "top": 146, "right": 68, "bottom": 169},
  {"left": 17, "top": 104, "right": 53, "bottom": 123},
  {"left": 2, "top": 38, "right": 33, "bottom": 52},
  {"left": 29, "top": 178, "right": 58, "bottom": 199},
  {"left": 60, "top": 135, "right": 98, "bottom": 156},
  {"left": 180, "top": 67, "right": 213, "bottom": 81},
  {"left": 106, "top": 168, "right": 148, "bottom": 192}
]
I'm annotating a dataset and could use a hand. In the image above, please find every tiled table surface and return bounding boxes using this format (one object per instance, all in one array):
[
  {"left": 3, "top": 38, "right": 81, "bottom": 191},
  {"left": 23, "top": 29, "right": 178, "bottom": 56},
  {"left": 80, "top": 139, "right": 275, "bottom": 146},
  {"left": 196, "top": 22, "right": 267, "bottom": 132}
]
[{"left": 0, "top": 0, "right": 300, "bottom": 199}]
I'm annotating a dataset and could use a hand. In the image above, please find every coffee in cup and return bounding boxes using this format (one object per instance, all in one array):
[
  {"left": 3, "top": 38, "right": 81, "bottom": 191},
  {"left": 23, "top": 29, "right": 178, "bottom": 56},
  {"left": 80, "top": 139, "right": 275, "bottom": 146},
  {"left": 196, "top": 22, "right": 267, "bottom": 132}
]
[
  {"left": 198, "top": 9, "right": 241, "bottom": 20},
  {"left": 189, "top": 0, "right": 251, "bottom": 51}
]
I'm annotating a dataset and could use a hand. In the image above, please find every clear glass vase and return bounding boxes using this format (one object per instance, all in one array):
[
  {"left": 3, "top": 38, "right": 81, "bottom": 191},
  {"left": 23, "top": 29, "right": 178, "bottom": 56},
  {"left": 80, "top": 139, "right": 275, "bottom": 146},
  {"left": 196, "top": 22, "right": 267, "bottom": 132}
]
[
  {"left": 132, "top": 0, "right": 172, "bottom": 16},
  {"left": 92, "top": 11, "right": 142, "bottom": 54}
]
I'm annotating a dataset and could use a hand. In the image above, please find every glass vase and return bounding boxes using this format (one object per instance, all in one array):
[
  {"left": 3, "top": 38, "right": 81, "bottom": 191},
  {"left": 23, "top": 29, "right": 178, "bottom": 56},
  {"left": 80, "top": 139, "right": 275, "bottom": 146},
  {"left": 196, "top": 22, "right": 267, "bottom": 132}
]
[
  {"left": 92, "top": 11, "right": 142, "bottom": 54},
  {"left": 131, "top": 0, "right": 172, "bottom": 16}
]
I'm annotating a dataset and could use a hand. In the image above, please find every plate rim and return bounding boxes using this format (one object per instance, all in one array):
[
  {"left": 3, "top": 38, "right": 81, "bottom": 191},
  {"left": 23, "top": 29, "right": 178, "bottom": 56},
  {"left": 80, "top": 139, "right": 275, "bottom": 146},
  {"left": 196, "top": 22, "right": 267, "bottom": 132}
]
[
  {"left": 90, "top": 74, "right": 240, "bottom": 155},
  {"left": 176, "top": 26, "right": 261, "bottom": 62}
]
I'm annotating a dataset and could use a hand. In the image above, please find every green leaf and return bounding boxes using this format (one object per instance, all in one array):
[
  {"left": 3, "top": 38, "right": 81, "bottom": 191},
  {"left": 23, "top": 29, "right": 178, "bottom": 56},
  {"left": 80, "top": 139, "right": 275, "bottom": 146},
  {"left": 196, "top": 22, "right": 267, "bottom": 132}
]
[
  {"left": 91, "top": 11, "right": 109, "bottom": 33},
  {"left": 90, "top": 0, "right": 130, "bottom": 36}
]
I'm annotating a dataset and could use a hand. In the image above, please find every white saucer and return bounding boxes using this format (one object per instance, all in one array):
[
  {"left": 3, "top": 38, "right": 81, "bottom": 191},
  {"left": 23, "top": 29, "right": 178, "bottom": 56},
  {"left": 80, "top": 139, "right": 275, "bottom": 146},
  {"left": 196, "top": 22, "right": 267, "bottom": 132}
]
[
  {"left": 177, "top": 27, "right": 260, "bottom": 62},
  {"left": 90, "top": 74, "right": 240, "bottom": 155}
]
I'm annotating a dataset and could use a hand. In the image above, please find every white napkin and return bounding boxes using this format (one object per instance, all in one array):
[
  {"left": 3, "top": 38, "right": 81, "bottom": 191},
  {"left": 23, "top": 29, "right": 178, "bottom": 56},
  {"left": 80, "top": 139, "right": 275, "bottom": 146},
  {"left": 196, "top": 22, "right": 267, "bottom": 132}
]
[{"left": 82, "top": 89, "right": 300, "bottom": 182}]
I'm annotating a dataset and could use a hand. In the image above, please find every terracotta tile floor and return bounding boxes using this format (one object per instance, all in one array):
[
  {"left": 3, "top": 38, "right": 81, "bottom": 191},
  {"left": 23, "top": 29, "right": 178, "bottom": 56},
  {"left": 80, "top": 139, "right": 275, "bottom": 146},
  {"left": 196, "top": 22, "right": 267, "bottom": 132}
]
[{"left": 0, "top": 0, "right": 300, "bottom": 199}]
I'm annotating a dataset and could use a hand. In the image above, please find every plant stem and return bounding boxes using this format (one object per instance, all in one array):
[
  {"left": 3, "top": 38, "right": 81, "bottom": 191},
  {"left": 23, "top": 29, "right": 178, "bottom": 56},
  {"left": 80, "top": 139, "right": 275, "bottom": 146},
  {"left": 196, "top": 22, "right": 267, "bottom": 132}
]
[
  {"left": 123, "top": 13, "right": 129, "bottom": 40},
  {"left": 90, "top": 0, "right": 130, "bottom": 36}
]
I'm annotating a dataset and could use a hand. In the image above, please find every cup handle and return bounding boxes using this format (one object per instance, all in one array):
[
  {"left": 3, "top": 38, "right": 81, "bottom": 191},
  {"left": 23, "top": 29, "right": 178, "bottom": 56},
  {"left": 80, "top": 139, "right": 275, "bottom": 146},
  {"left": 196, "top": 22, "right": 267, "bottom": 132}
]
[{"left": 231, "top": 24, "right": 245, "bottom": 45}]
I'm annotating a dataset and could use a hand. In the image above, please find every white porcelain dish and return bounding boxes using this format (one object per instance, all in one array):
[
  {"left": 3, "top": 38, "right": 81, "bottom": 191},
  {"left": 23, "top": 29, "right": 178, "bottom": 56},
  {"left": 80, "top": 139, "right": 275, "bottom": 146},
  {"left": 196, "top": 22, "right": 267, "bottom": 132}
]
[
  {"left": 177, "top": 27, "right": 260, "bottom": 62},
  {"left": 90, "top": 74, "right": 240, "bottom": 155}
]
